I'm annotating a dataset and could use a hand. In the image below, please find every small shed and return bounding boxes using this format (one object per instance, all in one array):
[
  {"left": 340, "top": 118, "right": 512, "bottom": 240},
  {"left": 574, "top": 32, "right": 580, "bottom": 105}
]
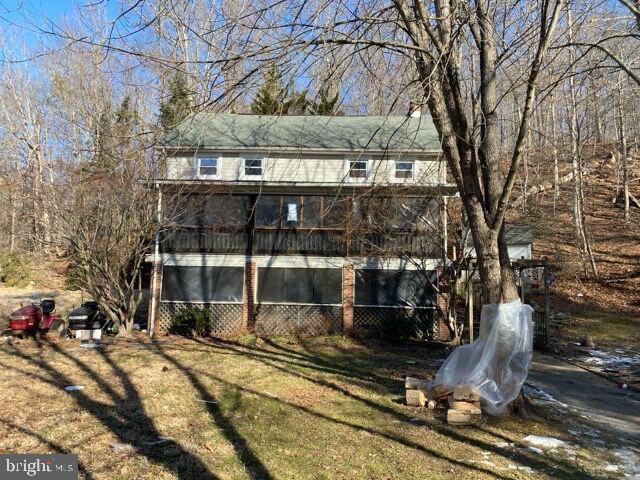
[
  {"left": 464, "top": 225, "right": 550, "bottom": 349},
  {"left": 464, "top": 224, "right": 533, "bottom": 260}
]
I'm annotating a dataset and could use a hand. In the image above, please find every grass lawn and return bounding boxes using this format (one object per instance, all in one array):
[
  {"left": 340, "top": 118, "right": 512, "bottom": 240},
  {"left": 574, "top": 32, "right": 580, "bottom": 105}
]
[
  {"left": 560, "top": 311, "right": 640, "bottom": 349},
  {"left": 0, "top": 335, "right": 616, "bottom": 479}
]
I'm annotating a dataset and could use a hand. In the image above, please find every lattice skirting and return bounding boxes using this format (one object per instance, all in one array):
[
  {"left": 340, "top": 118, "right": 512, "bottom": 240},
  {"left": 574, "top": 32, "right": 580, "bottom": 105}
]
[
  {"left": 157, "top": 302, "right": 243, "bottom": 335},
  {"left": 254, "top": 304, "right": 343, "bottom": 336},
  {"left": 353, "top": 307, "right": 437, "bottom": 340},
  {"left": 533, "top": 310, "right": 548, "bottom": 349}
]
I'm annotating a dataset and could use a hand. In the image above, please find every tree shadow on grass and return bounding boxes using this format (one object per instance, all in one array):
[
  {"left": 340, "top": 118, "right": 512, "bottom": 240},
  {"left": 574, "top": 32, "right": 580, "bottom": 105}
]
[
  {"left": 0, "top": 342, "right": 218, "bottom": 480},
  {"left": 177, "top": 337, "right": 600, "bottom": 480},
  {"left": 151, "top": 339, "right": 275, "bottom": 480},
  {"left": 0, "top": 417, "right": 93, "bottom": 480}
]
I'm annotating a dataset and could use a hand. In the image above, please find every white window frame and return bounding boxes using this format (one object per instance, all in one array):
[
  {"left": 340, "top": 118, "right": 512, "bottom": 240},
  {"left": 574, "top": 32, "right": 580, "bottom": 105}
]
[
  {"left": 345, "top": 157, "right": 370, "bottom": 182},
  {"left": 393, "top": 159, "right": 415, "bottom": 182},
  {"left": 197, "top": 156, "right": 219, "bottom": 178},
  {"left": 242, "top": 156, "right": 264, "bottom": 178}
]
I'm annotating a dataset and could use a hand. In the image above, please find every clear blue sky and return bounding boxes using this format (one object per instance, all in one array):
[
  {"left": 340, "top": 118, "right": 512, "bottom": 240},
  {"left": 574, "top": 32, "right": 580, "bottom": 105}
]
[{"left": 0, "top": 0, "right": 76, "bottom": 23}]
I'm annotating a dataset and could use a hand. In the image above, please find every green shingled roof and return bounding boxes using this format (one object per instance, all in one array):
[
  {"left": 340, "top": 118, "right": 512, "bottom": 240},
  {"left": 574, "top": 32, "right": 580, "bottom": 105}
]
[{"left": 160, "top": 113, "right": 442, "bottom": 152}]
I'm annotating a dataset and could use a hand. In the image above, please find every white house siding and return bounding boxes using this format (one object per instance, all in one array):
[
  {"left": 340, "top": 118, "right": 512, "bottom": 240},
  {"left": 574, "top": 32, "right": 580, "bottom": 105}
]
[
  {"left": 164, "top": 151, "right": 445, "bottom": 186},
  {"left": 149, "top": 253, "right": 442, "bottom": 270},
  {"left": 465, "top": 243, "right": 532, "bottom": 260}
]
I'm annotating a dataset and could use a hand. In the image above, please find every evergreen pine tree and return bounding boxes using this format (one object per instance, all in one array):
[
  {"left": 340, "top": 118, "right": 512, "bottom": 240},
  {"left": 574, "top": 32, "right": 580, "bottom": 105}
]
[
  {"left": 94, "top": 103, "right": 114, "bottom": 167},
  {"left": 251, "top": 65, "right": 290, "bottom": 114},
  {"left": 114, "top": 95, "right": 139, "bottom": 157},
  {"left": 159, "top": 72, "right": 192, "bottom": 131},
  {"left": 284, "top": 90, "right": 310, "bottom": 115},
  {"left": 311, "top": 87, "right": 341, "bottom": 115}
]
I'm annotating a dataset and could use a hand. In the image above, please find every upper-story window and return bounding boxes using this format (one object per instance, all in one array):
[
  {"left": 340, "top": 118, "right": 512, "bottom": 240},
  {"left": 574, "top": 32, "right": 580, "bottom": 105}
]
[
  {"left": 244, "top": 157, "right": 263, "bottom": 177},
  {"left": 395, "top": 160, "right": 414, "bottom": 180},
  {"left": 198, "top": 157, "right": 218, "bottom": 176},
  {"left": 348, "top": 159, "right": 368, "bottom": 179}
]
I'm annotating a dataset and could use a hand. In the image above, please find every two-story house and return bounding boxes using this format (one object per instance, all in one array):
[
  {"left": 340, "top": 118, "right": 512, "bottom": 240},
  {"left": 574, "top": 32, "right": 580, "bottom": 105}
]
[{"left": 147, "top": 112, "right": 456, "bottom": 338}]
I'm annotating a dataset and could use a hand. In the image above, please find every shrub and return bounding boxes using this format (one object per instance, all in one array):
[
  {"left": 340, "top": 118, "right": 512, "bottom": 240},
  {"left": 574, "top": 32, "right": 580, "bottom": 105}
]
[
  {"left": 169, "top": 307, "right": 212, "bottom": 337},
  {"left": 0, "top": 251, "right": 31, "bottom": 287},
  {"left": 64, "top": 261, "right": 84, "bottom": 291},
  {"left": 380, "top": 315, "right": 417, "bottom": 343}
]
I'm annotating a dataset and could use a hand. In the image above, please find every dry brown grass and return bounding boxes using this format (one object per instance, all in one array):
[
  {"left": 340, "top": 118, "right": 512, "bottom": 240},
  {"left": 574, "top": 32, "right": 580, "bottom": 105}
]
[{"left": 0, "top": 334, "right": 620, "bottom": 479}]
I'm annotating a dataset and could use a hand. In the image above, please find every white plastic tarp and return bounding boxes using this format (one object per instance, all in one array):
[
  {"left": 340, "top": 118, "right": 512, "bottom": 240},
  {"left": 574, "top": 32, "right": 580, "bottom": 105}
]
[{"left": 430, "top": 299, "right": 534, "bottom": 415}]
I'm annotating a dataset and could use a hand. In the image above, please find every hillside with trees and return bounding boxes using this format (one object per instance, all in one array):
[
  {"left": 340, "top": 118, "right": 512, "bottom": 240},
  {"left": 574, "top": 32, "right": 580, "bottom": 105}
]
[{"left": 0, "top": 0, "right": 638, "bottom": 334}]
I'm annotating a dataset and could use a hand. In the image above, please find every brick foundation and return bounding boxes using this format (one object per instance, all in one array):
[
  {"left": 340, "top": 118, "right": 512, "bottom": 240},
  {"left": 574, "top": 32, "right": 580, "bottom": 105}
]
[
  {"left": 242, "top": 261, "right": 257, "bottom": 330},
  {"left": 342, "top": 263, "right": 354, "bottom": 331}
]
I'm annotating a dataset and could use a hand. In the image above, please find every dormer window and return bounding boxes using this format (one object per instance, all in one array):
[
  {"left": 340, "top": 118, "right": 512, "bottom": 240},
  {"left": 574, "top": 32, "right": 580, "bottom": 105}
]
[
  {"left": 395, "top": 160, "right": 414, "bottom": 180},
  {"left": 348, "top": 159, "right": 368, "bottom": 179},
  {"left": 198, "top": 157, "right": 218, "bottom": 176},
  {"left": 244, "top": 157, "right": 263, "bottom": 177}
]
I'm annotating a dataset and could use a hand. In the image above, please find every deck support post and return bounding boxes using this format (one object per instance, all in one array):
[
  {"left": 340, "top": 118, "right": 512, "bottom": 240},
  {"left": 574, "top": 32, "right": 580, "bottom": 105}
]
[{"left": 342, "top": 263, "right": 355, "bottom": 332}]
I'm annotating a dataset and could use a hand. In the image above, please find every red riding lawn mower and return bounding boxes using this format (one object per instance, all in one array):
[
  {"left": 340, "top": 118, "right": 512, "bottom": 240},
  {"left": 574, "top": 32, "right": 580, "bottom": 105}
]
[{"left": 3, "top": 299, "right": 63, "bottom": 338}]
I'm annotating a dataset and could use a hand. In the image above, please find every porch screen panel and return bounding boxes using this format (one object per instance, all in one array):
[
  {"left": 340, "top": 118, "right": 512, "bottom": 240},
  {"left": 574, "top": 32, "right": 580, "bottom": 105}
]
[
  {"left": 355, "top": 269, "right": 436, "bottom": 307},
  {"left": 258, "top": 267, "right": 341, "bottom": 304},
  {"left": 161, "top": 266, "right": 244, "bottom": 302}
]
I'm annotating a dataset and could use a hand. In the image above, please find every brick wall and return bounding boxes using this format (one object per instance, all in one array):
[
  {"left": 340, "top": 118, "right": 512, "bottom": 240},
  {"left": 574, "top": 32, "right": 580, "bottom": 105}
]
[
  {"left": 242, "top": 261, "right": 257, "bottom": 330},
  {"left": 342, "top": 263, "right": 354, "bottom": 331}
]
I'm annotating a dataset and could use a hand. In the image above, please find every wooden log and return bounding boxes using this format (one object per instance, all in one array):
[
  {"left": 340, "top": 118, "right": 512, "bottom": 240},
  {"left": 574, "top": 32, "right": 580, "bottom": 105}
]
[
  {"left": 447, "top": 409, "right": 472, "bottom": 426},
  {"left": 452, "top": 385, "right": 480, "bottom": 402},
  {"left": 405, "top": 377, "right": 429, "bottom": 390},
  {"left": 406, "top": 389, "right": 426, "bottom": 407},
  {"left": 427, "top": 384, "right": 451, "bottom": 400},
  {"left": 448, "top": 396, "right": 482, "bottom": 414}
]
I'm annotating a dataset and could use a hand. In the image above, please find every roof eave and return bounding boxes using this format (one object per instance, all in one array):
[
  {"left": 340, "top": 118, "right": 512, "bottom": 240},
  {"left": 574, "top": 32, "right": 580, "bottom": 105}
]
[{"left": 156, "top": 145, "right": 443, "bottom": 156}]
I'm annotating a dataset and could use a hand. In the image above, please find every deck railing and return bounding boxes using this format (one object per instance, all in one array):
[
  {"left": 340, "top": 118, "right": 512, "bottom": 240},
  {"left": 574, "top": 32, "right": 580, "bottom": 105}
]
[{"left": 161, "top": 227, "right": 440, "bottom": 257}]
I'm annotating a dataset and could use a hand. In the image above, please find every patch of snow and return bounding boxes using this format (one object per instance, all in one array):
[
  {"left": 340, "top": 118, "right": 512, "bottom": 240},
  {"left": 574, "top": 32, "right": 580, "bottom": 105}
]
[
  {"left": 613, "top": 448, "right": 640, "bottom": 479},
  {"left": 144, "top": 437, "right": 172, "bottom": 446},
  {"left": 111, "top": 443, "right": 134, "bottom": 451},
  {"left": 604, "top": 464, "right": 619, "bottom": 473},
  {"left": 523, "top": 435, "right": 570, "bottom": 449},
  {"left": 64, "top": 385, "right": 84, "bottom": 392},
  {"left": 495, "top": 442, "right": 515, "bottom": 448},
  {"left": 507, "top": 464, "right": 533, "bottom": 473},
  {"left": 581, "top": 349, "right": 640, "bottom": 368},
  {"left": 526, "top": 446, "right": 544, "bottom": 455},
  {"left": 583, "top": 428, "right": 601, "bottom": 438},
  {"left": 523, "top": 384, "right": 569, "bottom": 408},
  {"left": 80, "top": 342, "right": 99, "bottom": 349}
]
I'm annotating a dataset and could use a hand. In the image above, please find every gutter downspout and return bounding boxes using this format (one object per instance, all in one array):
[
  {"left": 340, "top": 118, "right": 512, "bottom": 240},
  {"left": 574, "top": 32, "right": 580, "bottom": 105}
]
[{"left": 149, "top": 182, "right": 162, "bottom": 338}]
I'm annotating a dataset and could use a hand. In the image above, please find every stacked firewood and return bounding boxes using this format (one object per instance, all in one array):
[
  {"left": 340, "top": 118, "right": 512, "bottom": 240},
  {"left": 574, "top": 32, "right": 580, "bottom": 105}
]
[{"left": 405, "top": 377, "right": 482, "bottom": 425}]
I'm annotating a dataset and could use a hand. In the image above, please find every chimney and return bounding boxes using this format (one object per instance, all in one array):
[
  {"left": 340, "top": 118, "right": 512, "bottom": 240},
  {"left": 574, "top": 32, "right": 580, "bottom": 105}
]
[{"left": 408, "top": 101, "right": 421, "bottom": 118}]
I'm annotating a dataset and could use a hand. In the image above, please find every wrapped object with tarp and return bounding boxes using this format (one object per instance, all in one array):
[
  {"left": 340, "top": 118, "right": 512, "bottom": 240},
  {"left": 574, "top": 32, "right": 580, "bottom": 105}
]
[{"left": 429, "top": 299, "right": 534, "bottom": 415}]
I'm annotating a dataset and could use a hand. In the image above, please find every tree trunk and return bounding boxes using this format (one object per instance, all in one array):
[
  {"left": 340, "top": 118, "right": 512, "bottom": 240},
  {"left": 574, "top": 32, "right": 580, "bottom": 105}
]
[
  {"left": 550, "top": 98, "right": 559, "bottom": 212},
  {"left": 617, "top": 72, "right": 630, "bottom": 222},
  {"left": 469, "top": 222, "right": 519, "bottom": 304},
  {"left": 567, "top": 4, "right": 598, "bottom": 278}
]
